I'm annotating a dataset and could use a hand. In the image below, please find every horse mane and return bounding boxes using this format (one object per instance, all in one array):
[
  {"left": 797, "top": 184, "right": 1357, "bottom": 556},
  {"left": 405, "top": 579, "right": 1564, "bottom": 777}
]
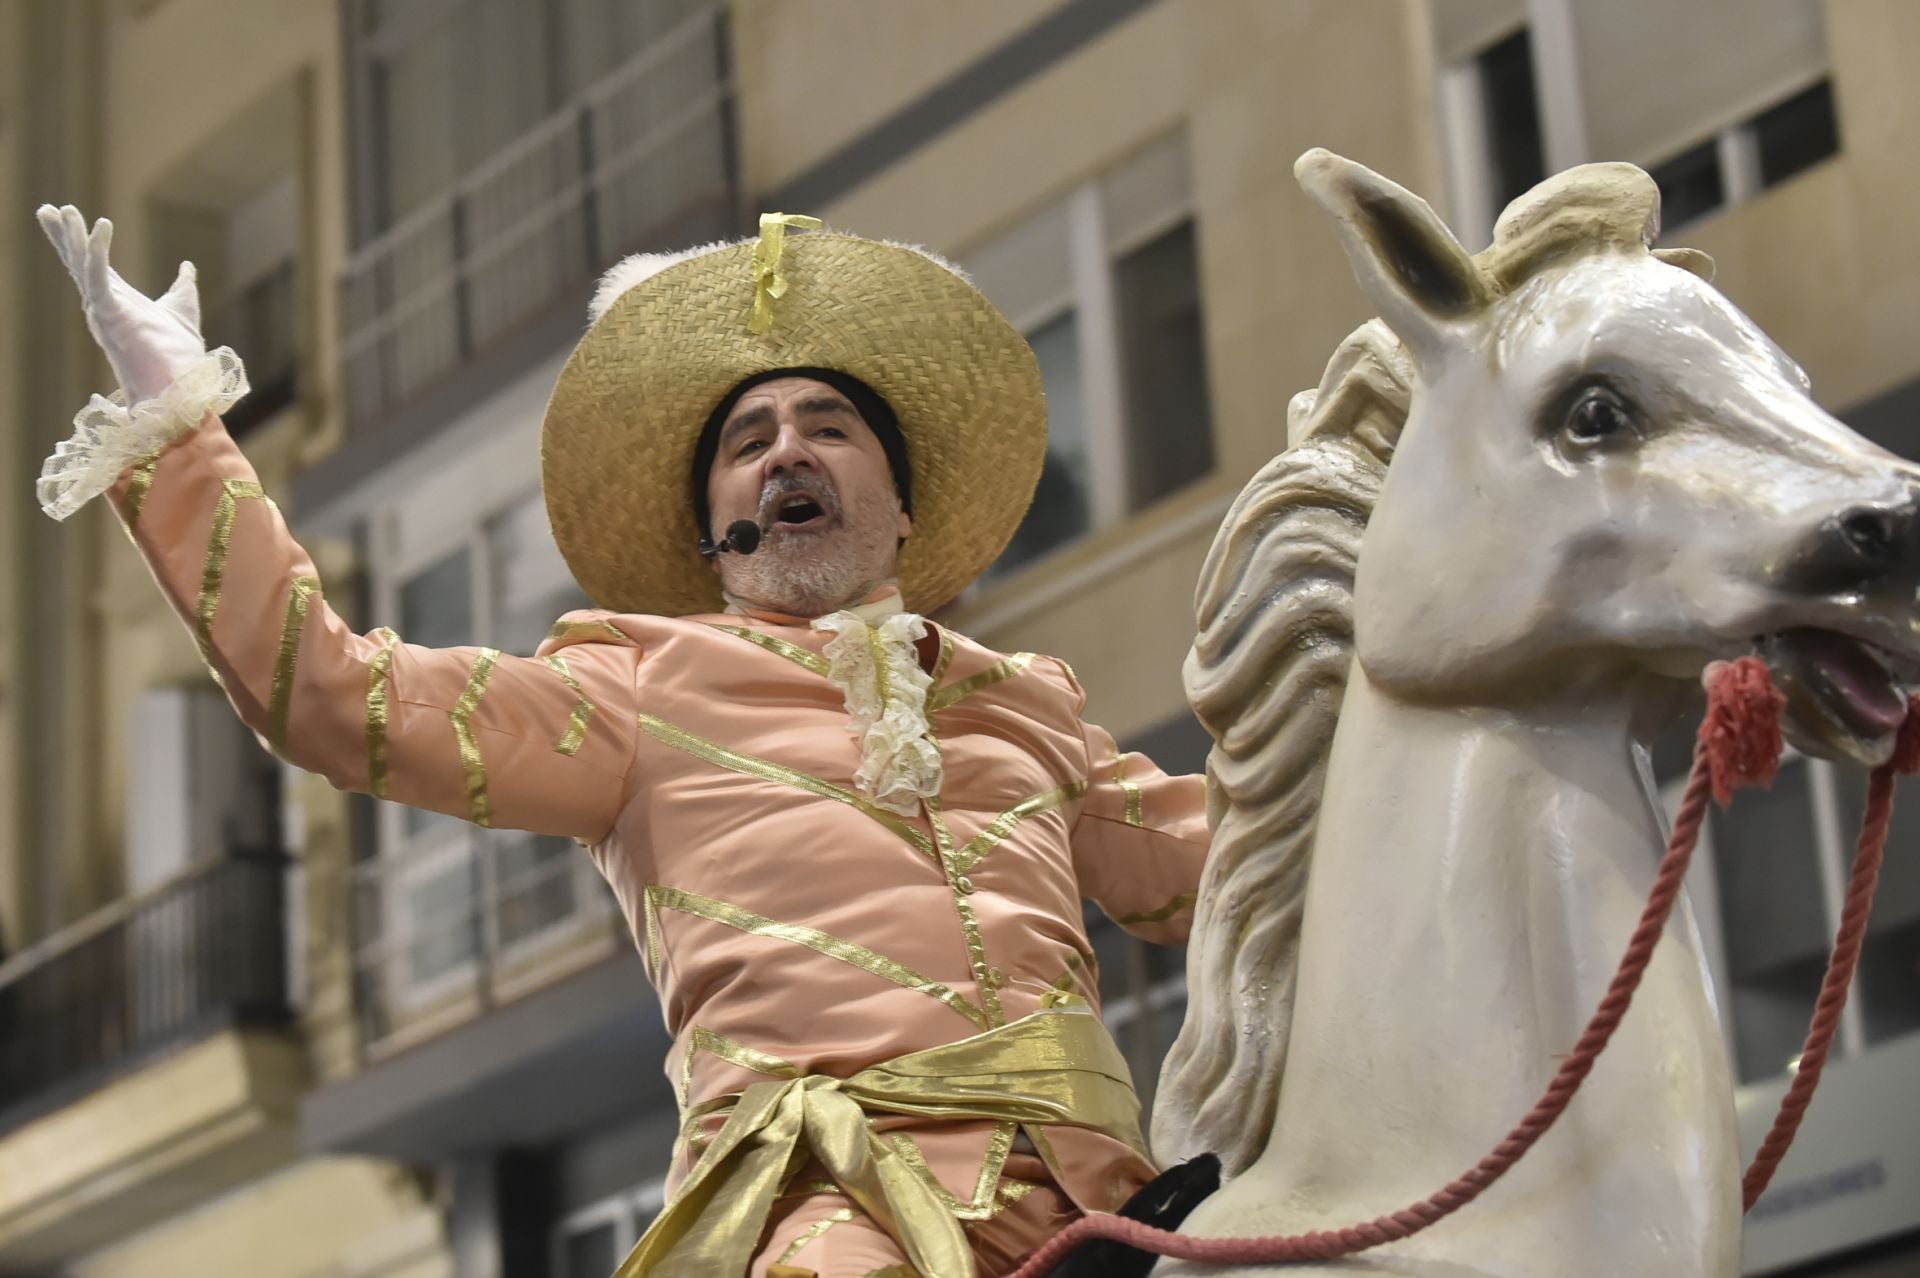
[
  {"left": 1151, "top": 162, "right": 1710, "bottom": 1175},
  {"left": 1152, "top": 319, "right": 1412, "bottom": 1173}
]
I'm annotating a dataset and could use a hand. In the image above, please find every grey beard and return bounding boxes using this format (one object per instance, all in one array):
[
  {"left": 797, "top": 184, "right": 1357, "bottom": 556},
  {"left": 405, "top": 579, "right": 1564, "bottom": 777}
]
[{"left": 721, "top": 548, "right": 884, "bottom": 617}]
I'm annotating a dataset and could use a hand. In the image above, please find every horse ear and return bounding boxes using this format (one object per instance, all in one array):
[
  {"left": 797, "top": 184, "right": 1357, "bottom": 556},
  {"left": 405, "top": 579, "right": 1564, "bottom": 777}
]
[{"left": 1295, "top": 149, "right": 1490, "bottom": 367}]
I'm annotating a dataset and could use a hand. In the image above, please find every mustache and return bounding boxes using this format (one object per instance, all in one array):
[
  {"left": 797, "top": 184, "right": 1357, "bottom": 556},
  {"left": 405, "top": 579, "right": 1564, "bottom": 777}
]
[{"left": 755, "top": 472, "right": 842, "bottom": 525}]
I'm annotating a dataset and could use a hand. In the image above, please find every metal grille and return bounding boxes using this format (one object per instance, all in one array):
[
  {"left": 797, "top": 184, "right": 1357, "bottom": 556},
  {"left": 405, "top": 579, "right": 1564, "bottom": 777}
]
[
  {"left": 338, "top": 5, "right": 737, "bottom": 434},
  {"left": 0, "top": 851, "right": 293, "bottom": 1135}
]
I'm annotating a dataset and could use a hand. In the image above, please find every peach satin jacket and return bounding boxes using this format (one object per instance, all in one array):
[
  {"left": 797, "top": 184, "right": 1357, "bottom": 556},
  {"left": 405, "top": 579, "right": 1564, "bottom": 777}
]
[{"left": 114, "top": 413, "right": 1211, "bottom": 1220}]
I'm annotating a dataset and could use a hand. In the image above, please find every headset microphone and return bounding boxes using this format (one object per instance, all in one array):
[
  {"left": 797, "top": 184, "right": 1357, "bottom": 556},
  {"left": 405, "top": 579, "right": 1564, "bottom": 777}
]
[{"left": 699, "top": 519, "right": 763, "bottom": 558}]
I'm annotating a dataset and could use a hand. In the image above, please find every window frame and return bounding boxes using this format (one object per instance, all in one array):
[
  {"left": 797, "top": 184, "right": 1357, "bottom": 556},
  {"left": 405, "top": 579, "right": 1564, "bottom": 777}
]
[
  {"left": 965, "top": 132, "right": 1213, "bottom": 586},
  {"left": 365, "top": 486, "right": 600, "bottom": 1009}
]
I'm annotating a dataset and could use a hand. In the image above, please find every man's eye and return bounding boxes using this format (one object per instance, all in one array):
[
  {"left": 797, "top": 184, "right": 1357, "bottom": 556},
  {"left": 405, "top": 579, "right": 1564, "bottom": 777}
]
[
  {"left": 816, "top": 427, "right": 845, "bottom": 439},
  {"left": 736, "top": 439, "right": 766, "bottom": 457}
]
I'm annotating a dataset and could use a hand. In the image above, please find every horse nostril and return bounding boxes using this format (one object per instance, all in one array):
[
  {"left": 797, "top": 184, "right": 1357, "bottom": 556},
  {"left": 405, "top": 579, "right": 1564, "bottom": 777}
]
[{"left": 1839, "top": 506, "right": 1903, "bottom": 563}]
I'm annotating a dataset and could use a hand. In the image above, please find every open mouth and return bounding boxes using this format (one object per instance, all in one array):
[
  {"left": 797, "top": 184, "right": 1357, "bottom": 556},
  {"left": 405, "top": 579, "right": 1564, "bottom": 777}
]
[
  {"left": 772, "top": 494, "right": 829, "bottom": 530},
  {"left": 1760, "top": 628, "right": 1918, "bottom": 765}
]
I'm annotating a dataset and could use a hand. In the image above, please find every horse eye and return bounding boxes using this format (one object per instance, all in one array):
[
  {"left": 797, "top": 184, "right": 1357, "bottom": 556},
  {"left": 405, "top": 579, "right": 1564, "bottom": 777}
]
[{"left": 1566, "top": 386, "right": 1632, "bottom": 444}]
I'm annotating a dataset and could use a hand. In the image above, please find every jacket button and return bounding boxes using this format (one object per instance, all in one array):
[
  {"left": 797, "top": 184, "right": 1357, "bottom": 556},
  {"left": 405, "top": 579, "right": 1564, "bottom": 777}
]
[{"left": 956, "top": 876, "right": 976, "bottom": 894}]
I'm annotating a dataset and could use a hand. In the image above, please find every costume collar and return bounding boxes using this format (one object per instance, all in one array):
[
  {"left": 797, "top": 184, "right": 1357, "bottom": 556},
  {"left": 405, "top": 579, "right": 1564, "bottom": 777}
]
[{"left": 725, "top": 584, "right": 908, "bottom": 627}]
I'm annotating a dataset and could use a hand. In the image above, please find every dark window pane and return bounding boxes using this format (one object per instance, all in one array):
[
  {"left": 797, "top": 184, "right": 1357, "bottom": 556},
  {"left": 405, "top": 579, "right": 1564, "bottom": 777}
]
[
  {"left": 1649, "top": 139, "right": 1726, "bottom": 231},
  {"left": 1710, "top": 758, "right": 1830, "bottom": 1082},
  {"left": 1832, "top": 773, "right": 1920, "bottom": 1046},
  {"left": 1479, "top": 28, "right": 1547, "bottom": 213},
  {"left": 1115, "top": 221, "right": 1213, "bottom": 508},
  {"left": 990, "top": 312, "right": 1091, "bottom": 575},
  {"left": 1755, "top": 79, "right": 1840, "bottom": 189}
]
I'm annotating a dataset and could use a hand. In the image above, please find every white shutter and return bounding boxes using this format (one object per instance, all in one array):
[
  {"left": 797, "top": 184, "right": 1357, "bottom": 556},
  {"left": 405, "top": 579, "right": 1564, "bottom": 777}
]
[
  {"left": 1431, "top": 0, "right": 1527, "bottom": 63},
  {"left": 1568, "top": 0, "right": 1826, "bottom": 165}
]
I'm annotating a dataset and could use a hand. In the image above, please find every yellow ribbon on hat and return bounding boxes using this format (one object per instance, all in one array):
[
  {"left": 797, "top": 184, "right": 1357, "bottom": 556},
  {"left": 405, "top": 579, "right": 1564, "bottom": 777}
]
[
  {"left": 613, "top": 1006, "right": 1146, "bottom": 1277},
  {"left": 748, "top": 212, "right": 825, "bottom": 333}
]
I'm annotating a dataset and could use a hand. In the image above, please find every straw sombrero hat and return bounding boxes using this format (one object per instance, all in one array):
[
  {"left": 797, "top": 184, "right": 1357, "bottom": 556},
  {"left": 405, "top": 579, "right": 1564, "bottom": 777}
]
[{"left": 541, "top": 215, "right": 1047, "bottom": 617}]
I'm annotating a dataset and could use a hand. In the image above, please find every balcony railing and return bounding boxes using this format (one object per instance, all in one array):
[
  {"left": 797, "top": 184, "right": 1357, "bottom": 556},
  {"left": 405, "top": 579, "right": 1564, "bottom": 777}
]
[
  {"left": 0, "top": 851, "right": 293, "bottom": 1136},
  {"left": 338, "top": 4, "right": 738, "bottom": 435},
  {"left": 351, "top": 828, "right": 622, "bottom": 1055}
]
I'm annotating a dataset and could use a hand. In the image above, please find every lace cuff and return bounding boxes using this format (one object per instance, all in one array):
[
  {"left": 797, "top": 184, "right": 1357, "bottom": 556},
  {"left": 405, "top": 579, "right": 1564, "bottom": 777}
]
[{"left": 37, "top": 347, "right": 249, "bottom": 521}]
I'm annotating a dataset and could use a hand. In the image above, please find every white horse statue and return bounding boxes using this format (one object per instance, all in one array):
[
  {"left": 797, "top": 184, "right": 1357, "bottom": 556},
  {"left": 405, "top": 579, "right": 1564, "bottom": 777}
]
[{"left": 1148, "top": 150, "right": 1920, "bottom": 1276}]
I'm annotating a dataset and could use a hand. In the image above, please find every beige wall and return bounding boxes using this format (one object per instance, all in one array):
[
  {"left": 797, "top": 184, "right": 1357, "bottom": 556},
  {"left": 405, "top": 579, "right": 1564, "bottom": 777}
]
[
  {"left": 733, "top": 0, "right": 1074, "bottom": 197},
  {"left": 794, "top": 0, "right": 1445, "bottom": 738}
]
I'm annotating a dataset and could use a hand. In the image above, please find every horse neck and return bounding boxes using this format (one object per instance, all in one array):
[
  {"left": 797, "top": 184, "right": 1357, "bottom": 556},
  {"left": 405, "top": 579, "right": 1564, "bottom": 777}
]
[{"left": 1256, "top": 661, "right": 1737, "bottom": 1224}]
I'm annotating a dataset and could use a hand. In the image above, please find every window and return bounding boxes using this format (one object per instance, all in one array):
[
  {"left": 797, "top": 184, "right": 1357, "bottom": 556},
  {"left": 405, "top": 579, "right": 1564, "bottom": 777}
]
[
  {"left": 1647, "top": 78, "right": 1840, "bottom": 232},
  {"left": 1660, "top": 746, "right": 1919, "bottom": 1086},
  {"left": 148, "top": 83, "right": 304, "bottom": 438},
  {"left": 341, "top": 0, "right": 734, "bottom": 430},
  {"left": 553, "top": 1181, "right": 665, "bottom": 1278},
  {"left": 1433, "top": 0, "right": 1831, "bottom": 241},
  {"left": 359, "top": 489, "right": 602, "bottom": 1024},
  {"left": 964, "top": 132, "right": 1213, "bottom": 579}
]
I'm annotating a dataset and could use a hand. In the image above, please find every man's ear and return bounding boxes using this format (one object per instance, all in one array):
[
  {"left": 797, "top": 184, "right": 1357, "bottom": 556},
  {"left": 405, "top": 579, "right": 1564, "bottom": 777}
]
[
  {"left": 1294, "top": 149, "right": 1490, "bottom": 371},
  {"left": 896, "top": 507, "right": 912, "bottom": 541}
]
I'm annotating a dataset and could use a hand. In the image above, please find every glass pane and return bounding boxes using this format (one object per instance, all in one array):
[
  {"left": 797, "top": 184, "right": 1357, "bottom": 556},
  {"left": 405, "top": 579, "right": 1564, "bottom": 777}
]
[
  {"left": 1649, "top": 138, "right": 1725, "bottom": 231},
  {"left": 1754, "top": 79, "right": 1840, "bottom": 189},
  {"left": 989, "top": 312, "right": 1092, "bottom": 574},
  {"left": 488, "top": 495, "right": 591, "bottom": 657},
  {"left": 1709, "top": 758, "right": 1830, "bottom": 1082},
  {"left": 1114, "top": 221, "right": 1212, "bottom": 509},
  {"left": 399, "top": 545, "right": 474, "bottom": 838},
  {"left": 490, "top": 831, "right": 581, "bottom": 949},
  {"left": 405, "top": 853, "right": 480, "bottom": 985},
  {"left": 1832, "top": 771, "right": 1920, "bottom": 1046},
  {"left": 1478, "top": 28, "right": 1547, "bottom": 213},
  {"left": 560, "top": 1221, "right": 619, "bottom": 1278}
]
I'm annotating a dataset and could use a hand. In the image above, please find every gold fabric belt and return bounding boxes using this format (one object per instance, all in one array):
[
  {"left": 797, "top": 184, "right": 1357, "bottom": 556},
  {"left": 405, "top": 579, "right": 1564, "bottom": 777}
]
[{"left": 614, "top": 1006, "right": 1145, "bottom": 1278}]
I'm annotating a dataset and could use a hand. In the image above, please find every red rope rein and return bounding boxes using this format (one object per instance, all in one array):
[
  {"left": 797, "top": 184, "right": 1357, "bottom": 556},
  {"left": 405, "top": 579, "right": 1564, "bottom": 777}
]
[{"left": 1008, "top": 658, "right": 1916, "bottom": 1276}]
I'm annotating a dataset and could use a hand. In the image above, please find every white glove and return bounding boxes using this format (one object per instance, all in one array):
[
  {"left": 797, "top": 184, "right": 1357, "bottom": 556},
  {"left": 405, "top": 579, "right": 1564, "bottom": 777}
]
[{"left": 37, "top": 204, "right": 206, "bottom": 404}]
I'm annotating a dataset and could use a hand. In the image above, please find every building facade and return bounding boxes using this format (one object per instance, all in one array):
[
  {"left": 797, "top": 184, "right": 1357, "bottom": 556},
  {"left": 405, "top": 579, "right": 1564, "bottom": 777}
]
[{"left": 0, "top": 1, "right": 1915, "bottom": 1274}]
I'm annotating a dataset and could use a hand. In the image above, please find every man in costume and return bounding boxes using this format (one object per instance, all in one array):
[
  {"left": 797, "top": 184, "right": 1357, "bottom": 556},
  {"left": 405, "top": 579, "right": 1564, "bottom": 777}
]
[{"left": 34, "top": 205, "right": 1209, "bottom": 1277}]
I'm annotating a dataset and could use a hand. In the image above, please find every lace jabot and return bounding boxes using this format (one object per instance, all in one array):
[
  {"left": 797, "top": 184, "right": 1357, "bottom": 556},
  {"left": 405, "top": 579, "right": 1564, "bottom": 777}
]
[
  {"left": 38, "top": 347, "right": 249, "bottom": 521},
  {"left": 811, "top": 598, "right": 943, "bottom": 817}
]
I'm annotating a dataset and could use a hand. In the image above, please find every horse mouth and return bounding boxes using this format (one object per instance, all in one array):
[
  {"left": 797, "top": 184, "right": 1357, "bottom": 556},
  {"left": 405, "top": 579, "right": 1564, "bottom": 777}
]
[{"left": 1760, "top": 628, "right": 1917, "bottom": 765}]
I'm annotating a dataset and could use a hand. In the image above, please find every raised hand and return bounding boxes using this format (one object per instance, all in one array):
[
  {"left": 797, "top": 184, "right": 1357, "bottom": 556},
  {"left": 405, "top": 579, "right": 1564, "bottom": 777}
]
[{"left": 37, "top": 204, "right": 206, "bottom": 403}]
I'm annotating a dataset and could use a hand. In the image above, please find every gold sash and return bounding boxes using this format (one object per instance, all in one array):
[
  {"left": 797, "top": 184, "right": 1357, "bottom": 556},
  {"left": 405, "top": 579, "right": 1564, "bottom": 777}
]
[{"left": 615, "top": 1006, "right": 1145, "bottom": 1277}]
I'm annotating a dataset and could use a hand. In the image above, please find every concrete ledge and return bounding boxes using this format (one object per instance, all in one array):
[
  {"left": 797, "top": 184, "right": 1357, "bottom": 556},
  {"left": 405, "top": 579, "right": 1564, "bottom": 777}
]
[{"left": 0, "top": 1028, "right": 305, "bottom": 1270}]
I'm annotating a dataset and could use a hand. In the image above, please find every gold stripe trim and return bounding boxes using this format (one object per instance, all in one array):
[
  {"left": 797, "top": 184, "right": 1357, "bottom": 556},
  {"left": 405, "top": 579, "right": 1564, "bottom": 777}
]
[
  {"left": 1116, "top": 757, "right": 1145, "bottom": 828},
  {"left": 643, "top": 888, "right": 664, "bottom": 982},
  {"left": 1119, "top": 891, "right": 1198, "bottom": 927},
  {"left": 637, "top": 713, "right": 934, "bottom": 858},
  {"left": 267, "top": 576, "right": 322, "bottom": 754},
  {"left": 679, "top": 1026, "right": 803, "bottom": 1108},
  {"left": 708, "top": 623, "right": 830, "bottom": 676},
  {"left": 647, "top": 885, "right": 988, "bottom": 1030},
  {"left": 450, "top": 648, "right": 501, "bottom": 827},
  {"left": 929, "top": 626, "right": 957, "bottom": 685},
  {"left": 540, "top": 655, "right": 595, "bottom": 756},
  {"left": 365, "top": 628, "right": 400, "bottom": 799},
  {"left": 122, "top": 458, "right": 158, "bottom": 528},
  {"left": 927, "top": 801, "right": 1003, "bottom": 1026},
  {"left": 1049, "top": 950, "right": 1091, "bottom": 1001},
  {"left": 954, "top": 780, "right": 1089, "bottom": 873},
  {"left": 195, "top": 479, "right": 270, "bottom": 656},
  {"left": 929, "top": 652, "right": 1036, "bottom": 712},
  {"left": 546, "top": 616, "right": 635, "bottom": 646},
  {"left": 778, "top": 1206, "right": 861, "bottom": 1264},
  {"left": 883, "top": 1120, "right": 1018, "bottom": 1221}
]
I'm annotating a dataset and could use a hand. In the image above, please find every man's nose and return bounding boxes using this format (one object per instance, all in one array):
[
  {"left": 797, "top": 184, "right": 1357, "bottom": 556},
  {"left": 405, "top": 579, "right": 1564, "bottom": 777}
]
[{"left": 761, "top": 423, "right": 816, "bottom": 474}]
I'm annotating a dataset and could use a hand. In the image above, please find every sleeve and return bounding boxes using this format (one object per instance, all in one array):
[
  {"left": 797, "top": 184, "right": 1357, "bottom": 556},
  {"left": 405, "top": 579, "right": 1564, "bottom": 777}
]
[
  {"left": 1061, "top": 665, "right": 1212, "bottom": 945},
  {"left": 105, "top": 411, "right": 642, "bottom": 843}
]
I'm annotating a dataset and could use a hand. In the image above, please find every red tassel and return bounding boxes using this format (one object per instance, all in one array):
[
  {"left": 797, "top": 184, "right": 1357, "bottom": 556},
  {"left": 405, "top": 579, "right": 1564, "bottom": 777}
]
[
  {"left": 1700, "top": 657, "right": 1786, "bottom": 806},
  {"left": 1892, "top": 693, "right": 1920, "bottom": 776}
]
